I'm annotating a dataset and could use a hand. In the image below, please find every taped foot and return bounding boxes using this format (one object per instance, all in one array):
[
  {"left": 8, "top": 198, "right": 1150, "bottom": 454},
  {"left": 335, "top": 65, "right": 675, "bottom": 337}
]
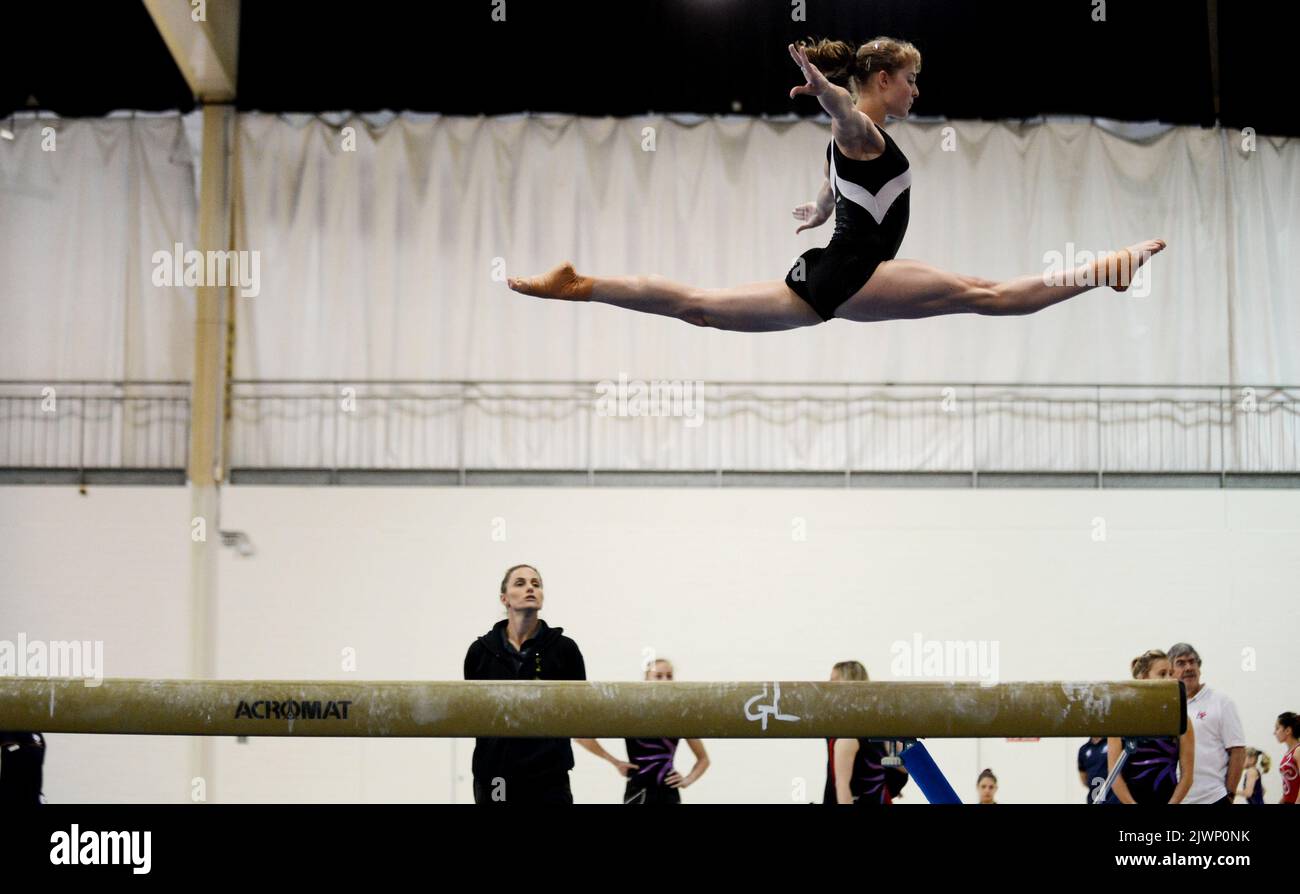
[
  {"left": 1099, "top": 238, "right": 1166, "bottom": 292},
  {"left": 507, "top": 262, "right": 593, "bottom": 301}
]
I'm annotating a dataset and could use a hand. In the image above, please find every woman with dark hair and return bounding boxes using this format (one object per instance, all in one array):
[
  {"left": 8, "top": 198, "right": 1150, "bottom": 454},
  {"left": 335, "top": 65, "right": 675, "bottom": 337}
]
[
  {"left": 1275, "top": 712, "right": 1299, "bottom": 804},
  {"left": 823, "top": 661, "right": 907, "bottom": 804},
  {"left": 509, "top": 36, "right": 1165, "bottom": 331},
  {"left": 576, "top": 657, "right": 712, "bottom": 803},
  {"left": 463, "top": 563, "right": 587, "bottom": 805},
  {"left": 1107, "top": 650, "right": 1196, "bottom": 804},
  {"left": 976, "top": 769, "right": 998, "bottom": 804}
]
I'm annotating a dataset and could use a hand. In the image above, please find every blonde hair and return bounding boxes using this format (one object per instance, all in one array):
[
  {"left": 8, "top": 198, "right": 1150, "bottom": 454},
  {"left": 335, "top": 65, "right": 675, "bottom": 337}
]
[
  {"left": 1130, "top": 649, "right": 1168, "bottom": 680},
  {"left": 831, "top": 660, "right": 869, "bottom": 681},
  {"left": 797, "top": 36, "right": 922, "bottom": 98},
  {"left": 1245, "top": 747, "right": 1272, "bottom": 774}
]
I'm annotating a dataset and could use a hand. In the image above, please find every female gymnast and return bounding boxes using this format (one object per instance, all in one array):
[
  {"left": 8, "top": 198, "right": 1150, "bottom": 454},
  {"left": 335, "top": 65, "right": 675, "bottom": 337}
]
[
  {"left": 1276, "top": 712, "right": 1299, "bottom": 804},
  {"left": 1107, "top": 649, "right": 1196, "bottom": 805},
  {"left": 823, "top": 661, "right": 907, "bottom": 805},
  {"left": 508, "top": 37, "right": 1166, "bottom": 331},
  {"left": 575, "top": 657, "right": 712, "bottom": 804},
  {"left": 1235, "top": 746, "right": 1268, "bottom": 804},
  {"left": 975, "top": 769, "right": 999, "bottom": 805}
]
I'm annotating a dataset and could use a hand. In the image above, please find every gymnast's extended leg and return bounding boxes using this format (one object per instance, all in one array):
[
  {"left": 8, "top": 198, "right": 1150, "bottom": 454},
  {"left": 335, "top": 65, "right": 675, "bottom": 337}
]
[
  {"left": 507, "top": 262, "right": 823, "bottom": 332},
  {"left": 834, "top": 239, "right": 1167, "bottom": 322}
]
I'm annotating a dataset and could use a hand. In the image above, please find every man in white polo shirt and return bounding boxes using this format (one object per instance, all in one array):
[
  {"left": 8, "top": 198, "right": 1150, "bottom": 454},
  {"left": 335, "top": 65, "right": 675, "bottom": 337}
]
[{"left": 1170, "top": 643, "right": 1246, "bottom": 804}]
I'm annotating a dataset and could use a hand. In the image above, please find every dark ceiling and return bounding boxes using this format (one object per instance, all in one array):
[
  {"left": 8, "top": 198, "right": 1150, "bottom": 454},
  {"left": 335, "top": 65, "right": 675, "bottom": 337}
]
[{"left": 2, "top": 0, "right": 1295, "bottom": 136}]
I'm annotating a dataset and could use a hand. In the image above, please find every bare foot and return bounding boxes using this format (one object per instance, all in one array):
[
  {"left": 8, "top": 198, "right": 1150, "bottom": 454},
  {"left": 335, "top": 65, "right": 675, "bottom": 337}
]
[
  {"left": 507, "top": 262, "right": 593, "bottom": 301},
  {"left": 1097, "top": 238, "right": 1167, "bottom": 292}
]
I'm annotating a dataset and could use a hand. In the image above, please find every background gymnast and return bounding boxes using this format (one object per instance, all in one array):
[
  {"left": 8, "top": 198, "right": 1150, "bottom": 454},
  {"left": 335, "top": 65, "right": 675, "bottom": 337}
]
[
  {"left": 509, "top": 37, "right": 1165, "bottom": 331},
  {"left": 1275, "top": 712, "right": 1299, "bottom": 804},
  {"left": 1106, "top": 649, "right": 1196, "bottom": 805},
  {"left": 575, "top": 657, "right": 712, "bottom": 804},
  {"left": 1235, "top": 746, "right": 1268, "bottom": 803},
  {"left": 822, "top": 661, "right": 908, "bottom": 805},
  {"left": 975, "top": 769, "right": 999, "bottom": 805}
]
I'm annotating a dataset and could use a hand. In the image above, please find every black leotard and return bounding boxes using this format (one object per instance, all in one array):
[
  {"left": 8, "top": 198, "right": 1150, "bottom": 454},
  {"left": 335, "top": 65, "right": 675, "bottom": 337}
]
[
  {"left": 786, "top": 128, "right": 911, "bottom": 321},
  {"left": 623, "top": 737, "right": 682, "bottom": 804},
  {"left": 823, "top": 737, "right": 896, "bottom": 804}
]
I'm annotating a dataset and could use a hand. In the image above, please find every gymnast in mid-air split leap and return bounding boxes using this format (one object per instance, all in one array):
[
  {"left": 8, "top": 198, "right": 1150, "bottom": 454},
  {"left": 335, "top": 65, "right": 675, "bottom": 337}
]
[{"left": 508, "top": 37, "right": 1166, "bottom": 331}]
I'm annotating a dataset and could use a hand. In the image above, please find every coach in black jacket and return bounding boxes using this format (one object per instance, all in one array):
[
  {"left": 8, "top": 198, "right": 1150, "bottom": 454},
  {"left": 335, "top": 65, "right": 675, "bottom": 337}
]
[{"left": 464, "top": 563, "right": 587, "bottom": 804}]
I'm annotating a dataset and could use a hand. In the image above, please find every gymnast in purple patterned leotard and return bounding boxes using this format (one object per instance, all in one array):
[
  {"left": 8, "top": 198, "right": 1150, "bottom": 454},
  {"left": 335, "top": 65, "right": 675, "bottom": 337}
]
[
  {"left": 573, "top": 658, "right": 712, "bottom": 803},
  {"left": 1107, "top": 649, "right": 1195, "bottom": 805}
]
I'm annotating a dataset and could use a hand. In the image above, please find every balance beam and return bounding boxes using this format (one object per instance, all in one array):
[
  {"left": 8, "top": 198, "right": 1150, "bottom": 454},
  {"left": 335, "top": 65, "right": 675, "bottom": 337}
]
[{"left": 0, "top": 678, "right": 1185, "bottom": 738}]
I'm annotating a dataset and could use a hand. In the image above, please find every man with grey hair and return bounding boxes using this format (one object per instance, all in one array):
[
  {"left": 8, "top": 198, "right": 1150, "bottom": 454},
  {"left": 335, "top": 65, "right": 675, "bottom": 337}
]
[{"left": 1170, "top": 643, "right": 1245, "bottom": 804}]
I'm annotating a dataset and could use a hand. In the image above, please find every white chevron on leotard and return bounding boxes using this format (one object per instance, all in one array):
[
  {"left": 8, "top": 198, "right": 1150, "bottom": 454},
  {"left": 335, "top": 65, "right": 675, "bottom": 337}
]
[{"left": 830, "top": 150, "right": 911, "bottom": 225}]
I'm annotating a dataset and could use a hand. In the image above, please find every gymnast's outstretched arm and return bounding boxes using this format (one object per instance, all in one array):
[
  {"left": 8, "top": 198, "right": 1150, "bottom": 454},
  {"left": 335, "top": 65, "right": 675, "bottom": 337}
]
[{"left": 787, "top": 42, "right": 885, "bottom": 156}]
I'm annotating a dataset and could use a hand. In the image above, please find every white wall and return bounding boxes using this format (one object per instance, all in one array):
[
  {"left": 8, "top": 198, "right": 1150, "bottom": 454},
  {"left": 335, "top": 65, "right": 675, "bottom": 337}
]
[
  {"left": 0, "top": 487, "right": 193, "bottom": 802},
  {"left": 2, "top": 484, "right": 1297, "bottom": 803}
]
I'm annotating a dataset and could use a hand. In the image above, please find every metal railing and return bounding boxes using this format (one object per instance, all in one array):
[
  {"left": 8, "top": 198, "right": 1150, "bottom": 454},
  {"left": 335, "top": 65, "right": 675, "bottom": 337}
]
[
  {"left": 0, "top": 381, "right": 191, "bottom": 474},
  {"left": 2, "top": 379, "right": 1297, "bottom": 485},
  {"left": 226, "top": 380, "right": 1300, "bottom": 484}
]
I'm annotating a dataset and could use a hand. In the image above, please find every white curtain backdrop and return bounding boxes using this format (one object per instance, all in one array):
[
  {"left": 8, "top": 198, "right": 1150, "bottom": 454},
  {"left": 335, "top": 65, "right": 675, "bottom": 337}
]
[
  {"left": 2, "top": 113, "right": 1295, "bottom": 385},
  {"left": 3, "top": 114, "right": 1297, "bottom": 471},
  {"left": 1224, "top": 131, "right": 1300, "bottom": 384},
  {"left": 0, "top": 115, "right": 197, "bottom": 381},
  {"left": 231, "top": 113, "right": 1298, "bottom": 386}
]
